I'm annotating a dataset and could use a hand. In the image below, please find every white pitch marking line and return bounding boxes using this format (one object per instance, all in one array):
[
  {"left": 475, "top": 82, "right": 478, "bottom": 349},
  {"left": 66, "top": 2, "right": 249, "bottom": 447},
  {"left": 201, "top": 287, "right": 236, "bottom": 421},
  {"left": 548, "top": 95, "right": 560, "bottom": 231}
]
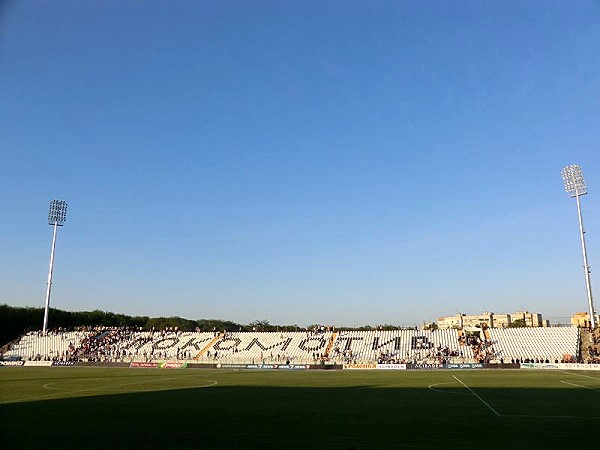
[
  {"left": 558, "top": 370, "right": 600, "bottom": 382},
  {"left": 453, "top": 375, "right": 501, "bottom": 417},
  {"left": 560, "top": 380, "right": 600, "bottom": 394},
  {"left": 503, "top": 413, "right": 600, "bottom": 420},
  {"left": 427, "top": 381, "right": 471, "bottom": 396},
  {"left": 2, "top": 377, "right": 218, "bottom": 405}
]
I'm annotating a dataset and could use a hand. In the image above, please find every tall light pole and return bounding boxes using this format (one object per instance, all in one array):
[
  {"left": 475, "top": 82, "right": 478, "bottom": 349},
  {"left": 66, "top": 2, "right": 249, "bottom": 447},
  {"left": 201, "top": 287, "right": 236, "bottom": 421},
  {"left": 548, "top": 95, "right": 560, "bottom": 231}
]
[
  {"left": 43, "top": 199, "right": 68, "bottom": 334},
  {"left": 561, "top": 165, "right": 596, "bottom": 329}
]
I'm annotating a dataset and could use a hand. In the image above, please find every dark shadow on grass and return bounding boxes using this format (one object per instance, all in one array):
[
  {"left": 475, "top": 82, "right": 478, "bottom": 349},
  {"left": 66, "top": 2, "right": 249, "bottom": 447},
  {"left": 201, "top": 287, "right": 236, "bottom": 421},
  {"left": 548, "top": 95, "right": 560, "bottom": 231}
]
[{"left": 1, "top": 384, "right": 599, "bottom": 450}]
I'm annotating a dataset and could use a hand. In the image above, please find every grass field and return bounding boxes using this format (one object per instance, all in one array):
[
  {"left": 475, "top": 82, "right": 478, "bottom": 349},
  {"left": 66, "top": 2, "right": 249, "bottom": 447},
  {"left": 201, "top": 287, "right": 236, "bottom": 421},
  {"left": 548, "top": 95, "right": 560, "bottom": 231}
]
[{"left": 1, "top": 367, "right": 600, "bottom": 449}]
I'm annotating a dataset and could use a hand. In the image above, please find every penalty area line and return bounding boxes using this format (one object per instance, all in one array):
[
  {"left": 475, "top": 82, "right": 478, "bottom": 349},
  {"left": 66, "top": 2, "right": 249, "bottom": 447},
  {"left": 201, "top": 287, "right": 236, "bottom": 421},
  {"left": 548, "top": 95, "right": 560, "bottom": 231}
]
[
  {"left": 452, "top": 375, "right": 501, "bottom": 417},
  {"left": 560, "top": 380, "right": 600, "bottom": 394},
  {"left": 558, "top": 370, "right": 600, "bottom": 382},
  {"left": 502, "top": 413, "right": 600, "bottom": 420}
]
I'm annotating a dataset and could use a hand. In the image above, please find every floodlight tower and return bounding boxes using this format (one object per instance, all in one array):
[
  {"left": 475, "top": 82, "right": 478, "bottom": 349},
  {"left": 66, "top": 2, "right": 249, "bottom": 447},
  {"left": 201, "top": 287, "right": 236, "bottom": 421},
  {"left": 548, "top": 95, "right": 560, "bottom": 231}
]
[
  {"left": 42, "top": 199, "right": 68, "bottom": 334},
  {"left": 561, "top": 165, "right": 596, "bottom": 329}
]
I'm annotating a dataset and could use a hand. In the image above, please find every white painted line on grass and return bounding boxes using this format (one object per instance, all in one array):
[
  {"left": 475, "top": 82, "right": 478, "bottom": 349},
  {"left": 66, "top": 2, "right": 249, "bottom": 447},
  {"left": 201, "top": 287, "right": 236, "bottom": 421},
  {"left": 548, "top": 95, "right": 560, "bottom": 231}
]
[
  {"left": 558, "top": 370, "right": 600, "bottom": 382},
  {"left": 503, "top": 413, "right": 600, "bottom": 420},
  {"left": 452, "top": 375, "right": 501, "bottom": 417},
  {"left": 427, "top": 381, "right": 471, "bottom": 396},
  {"left": 2, "top": 377, "right": 218, "bottom": 405},
  {"left": 560, "top": 380, "right": 600, "bottom": 394}
]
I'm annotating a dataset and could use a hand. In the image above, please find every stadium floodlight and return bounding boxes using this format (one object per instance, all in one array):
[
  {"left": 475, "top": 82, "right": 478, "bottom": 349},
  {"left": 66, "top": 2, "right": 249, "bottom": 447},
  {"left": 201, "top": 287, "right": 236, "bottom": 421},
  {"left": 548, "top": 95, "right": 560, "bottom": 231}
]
[
  {"left": 43, "top": 200, "right": 68, "bottom": 334},
  {"left": 561, "top": 165, "right": 596, "bottom": 329},
  {"left": 562, "top": 164, "right": 588, "bottom": 197}
]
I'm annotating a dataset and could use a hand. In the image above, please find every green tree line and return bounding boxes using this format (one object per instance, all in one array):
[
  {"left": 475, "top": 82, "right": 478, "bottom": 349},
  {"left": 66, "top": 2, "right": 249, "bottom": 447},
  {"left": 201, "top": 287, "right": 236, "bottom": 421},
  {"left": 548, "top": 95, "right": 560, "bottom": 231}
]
[
  {"left": 0, "top": 304, "right": 415, "bottom": 348},
  {"left": 0, "top": 304, "right": 248, "bottom": 347}
]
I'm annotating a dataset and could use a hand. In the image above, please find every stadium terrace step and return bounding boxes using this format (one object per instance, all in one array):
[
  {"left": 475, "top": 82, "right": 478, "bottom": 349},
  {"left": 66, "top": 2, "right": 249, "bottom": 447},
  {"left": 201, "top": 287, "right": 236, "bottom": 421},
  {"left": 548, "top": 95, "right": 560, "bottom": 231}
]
[
  {"left": 324, "top": 332, "right": 338, "bottom": 358},
  {"left": 195, "top": 333, "right": 222, "bottom": 360}
]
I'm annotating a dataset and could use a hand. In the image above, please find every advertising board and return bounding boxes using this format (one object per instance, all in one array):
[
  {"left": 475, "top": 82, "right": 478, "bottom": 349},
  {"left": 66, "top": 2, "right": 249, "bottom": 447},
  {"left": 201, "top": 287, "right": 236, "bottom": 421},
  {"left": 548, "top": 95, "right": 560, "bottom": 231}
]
[
  {"left": 52, "top": 361, "right": 76, "bottom": 366},
  {"left": 447, "top": 363, "right": 484, "bottom": 370},
  {"left": 408, "top": 363, "right": 444, "bottom": 370},
  {"left": 275, "top": 364, "right": 309, "bottom": 370},
  {"left": 160, "top": 362, "right": 188, "bottom": 369},
  {"left": 343, "top": 363, "right": 377, "bottom": 370},
  {"left": 376, "top": 363, "right": 407, "bottom": 370},
  {"left": 521, "top": 362, "right": 600, "bottom": 371},
  {"left": 216, "top": 363, "right": 309, "bottom": 370},
  {"left": 216, "top": 363, "right": 248, "bottom": 369},
  {"left": 24, "top": 360, "right": 53, "bottom": 367},
  {"left": 130, "top": 362, "right": 160, "bottom": 368}
]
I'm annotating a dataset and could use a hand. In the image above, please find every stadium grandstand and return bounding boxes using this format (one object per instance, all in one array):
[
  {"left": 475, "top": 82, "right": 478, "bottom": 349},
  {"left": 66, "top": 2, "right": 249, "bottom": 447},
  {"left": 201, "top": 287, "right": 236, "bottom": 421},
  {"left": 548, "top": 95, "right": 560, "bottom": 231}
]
[{"left": 2, "top": 324, "right": 590, "bottom": 366}]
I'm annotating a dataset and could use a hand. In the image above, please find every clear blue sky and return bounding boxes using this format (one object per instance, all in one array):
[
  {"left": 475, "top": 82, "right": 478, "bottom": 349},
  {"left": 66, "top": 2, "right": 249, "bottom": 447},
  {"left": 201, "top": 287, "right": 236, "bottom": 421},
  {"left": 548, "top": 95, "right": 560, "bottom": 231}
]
[{"left": 1, "top": 1, "right": 600, "bottom": 327}]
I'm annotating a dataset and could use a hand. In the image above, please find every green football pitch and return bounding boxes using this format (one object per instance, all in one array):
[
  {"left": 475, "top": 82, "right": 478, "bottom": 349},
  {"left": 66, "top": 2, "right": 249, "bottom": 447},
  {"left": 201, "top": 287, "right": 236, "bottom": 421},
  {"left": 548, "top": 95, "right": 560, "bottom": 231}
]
[{"left": 1, "top": 367, "right": 599, "bottom": 449}]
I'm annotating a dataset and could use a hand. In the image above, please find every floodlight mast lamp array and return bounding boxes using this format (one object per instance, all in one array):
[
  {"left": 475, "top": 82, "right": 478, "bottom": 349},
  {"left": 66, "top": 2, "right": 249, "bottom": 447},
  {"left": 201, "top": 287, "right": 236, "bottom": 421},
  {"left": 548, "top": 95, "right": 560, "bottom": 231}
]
[
  {"left": 43, "top": 200, "right": 68, "bottom": 335},
  {"left": 562, "top": 165, "right": 596, "bottom": 329}
]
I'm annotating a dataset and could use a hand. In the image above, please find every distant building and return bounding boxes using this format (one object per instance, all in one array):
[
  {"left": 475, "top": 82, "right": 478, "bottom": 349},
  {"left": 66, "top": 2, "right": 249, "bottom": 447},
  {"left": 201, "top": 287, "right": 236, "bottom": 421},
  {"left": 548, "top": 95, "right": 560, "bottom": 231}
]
[
  {"left": 570, "top": 311, "right": 598, "bottom": 328},
  {"left": 462, "top": 312, "right": 494, "bottom": 329},
  {"left": 512, "top": 311, "right": 545, "bottom": 327},
  {"left": 436, "top": 315, "right": 463, "bottom": 329},
  {"left": 437, "top": 311, "right": 546, "bottom": 329},
  {"left": 491, "top": 314, "right": 511, "bottom": 328}
]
